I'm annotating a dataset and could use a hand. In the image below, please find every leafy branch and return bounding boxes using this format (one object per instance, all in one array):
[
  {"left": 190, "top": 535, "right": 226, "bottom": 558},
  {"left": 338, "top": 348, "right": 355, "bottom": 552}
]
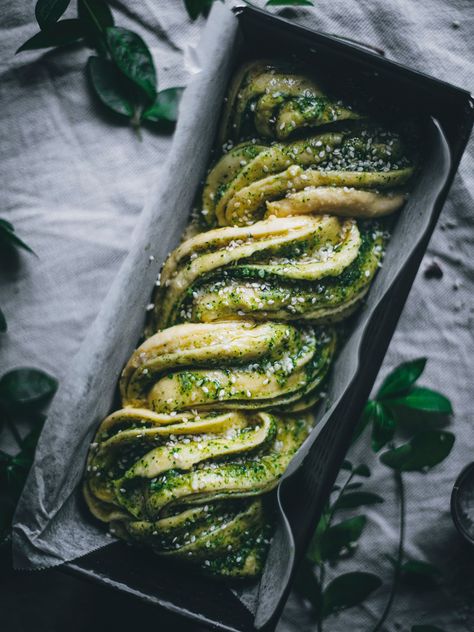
[
  {"left": 295, "top": 358, "right": 453, "bottom": 631},
  {"left": 17, "top": 1, "right": 317, "bottom": 129},
  {"left": 0, "top": 368, "right": 58, "bottom": 547},
  {"left": 17, "top": 1, "right": 184, "bottom": 133}
]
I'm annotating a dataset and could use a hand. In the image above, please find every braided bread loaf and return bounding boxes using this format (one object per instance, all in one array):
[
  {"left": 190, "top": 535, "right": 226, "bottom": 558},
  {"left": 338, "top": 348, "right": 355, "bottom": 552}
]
[{"left": 84, "top": 60, "right": 415, "bottom": 578}]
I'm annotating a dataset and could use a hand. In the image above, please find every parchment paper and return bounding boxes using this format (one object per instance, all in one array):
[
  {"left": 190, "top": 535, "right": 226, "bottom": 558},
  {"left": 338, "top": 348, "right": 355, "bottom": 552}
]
[{"left": 12, "top": 1, "right": 239, "bottom": 570}]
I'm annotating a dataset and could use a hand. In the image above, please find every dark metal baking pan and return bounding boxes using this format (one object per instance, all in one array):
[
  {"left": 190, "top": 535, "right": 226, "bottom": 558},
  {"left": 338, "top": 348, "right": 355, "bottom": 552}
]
[{"left": 63, "top": 5, "right": 474, "bottom": 632}]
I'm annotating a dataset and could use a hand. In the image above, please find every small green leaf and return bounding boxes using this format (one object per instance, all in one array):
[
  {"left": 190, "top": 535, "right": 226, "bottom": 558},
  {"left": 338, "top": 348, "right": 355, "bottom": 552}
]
[
  {"left": 87, "top": 56, "right": 134, "bottom": 117},
  {"left": 306, "top": 510, "right": 330, "bottom": 564},
  {"left": 294, "top": 559, "right": 322, "bottom": 613},
  {"left": 369, "top": 401, "right": 396, "bottom": 452},
  {"left": 377, "top": 358, "right": 427, "bottom": 399},
  {"left": 0, "top": 309, "right": 6, "bottom": 333},
  {"left": 0, "top": 368, "right": 58, "bottom": 410},
  {"left": 400, "top": 560, "right": 439, "bottom": 588},
  {"left": 266, "top": 0, "right": 313, "bottom": 5},
  {"left": 16, "top": 19, "right": 84, "bottom": 53},
  {"left": 143, "top": 87, "right": 185, "bottom": 123},
  {"left": 106, "top": 27, "right": 156, "bottom": 102},
  {"left": 412, "top": 626, "right": 446, "bottom": 632},
  {"left": 1, "top": 421, "right": 44, "bottom": 515},
  {"left": 341, "top": 460, "right": 353, "bottom": 471},
  {"left": 334, "top": 491, "right": 384, "bottom": 510},
  {"left": 389, "top": 387, "right": 452, "bottom": 414},
  {"left": 320, "top": 516, "right": 367, "bottom": 561},
  {"left": 184, "top": 0, "right": 216, "bottom": 20},
  {"left": 380, "top": 431, "right": 454, "bottom": 472},
  {"left": 0, "top": 219, "right": 35, "bottom": 255},
  {"left": 78, "top": 0, "right": 114, "bottom": 52},
  {"left": 35, "top": 0, "right": 71, "bottom": 30},
  {"left": 0, "top": 218, "right": 14, "bottom": 231},
  {"left": 78, "top": 0, "right": 114, "bottom": 33},
  {"left": 322, "top": 572, "right": 382, "bottom": 617},
  {"left": 353, "top": 464, "right": 371, "bottom": 478}
]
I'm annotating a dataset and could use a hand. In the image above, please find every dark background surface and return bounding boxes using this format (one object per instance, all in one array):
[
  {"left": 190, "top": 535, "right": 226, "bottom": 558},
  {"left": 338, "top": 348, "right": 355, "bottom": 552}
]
[{"left": 1, "top": 549, "right": 206, "bottom": 632}]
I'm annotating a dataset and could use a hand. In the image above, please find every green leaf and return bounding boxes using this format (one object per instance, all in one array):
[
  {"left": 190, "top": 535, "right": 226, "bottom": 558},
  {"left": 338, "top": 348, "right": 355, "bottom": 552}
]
[
  {"left": 0, "top": 218, "right": 14, "bottom": 231},
  {"left": 35, "top": 0, "right": 71, "bottom": 30},
  {"left": 322, "top": 572, "right": 382, "bottom": 617},
  {"left": 320, "top": 516, "right": 367, "bottom": 561},
  {"left": 0, "top": 309, "right": 6, "bottom": 333},
  {"left": 341, "top": 460, "right": 353, "bottom": 471},
  {"left": 369, "top": 401, "right": 396, "bottom": 452},
  {"left": 143, "top": 87, "right": 185, "bottom": 123},
  {"left": 377, "top": 358, "right": 427, "bottom": 399},
  {"left": 16, "top": 19, "right": 84, "bottom": 53},
  {"left": 389, "top": 387, "right": 452, "bottom": 414},
  {"left": 380, "top": 431, "right": 455, "bottom": 472},
  {"left": 78, "top": 0, "right": 114, "bottom": 53},
  {"left": 1, "top": 422, "right": 44, "bottom": 517},
  {"left": 400, "top": 560, "right": 439, "bottom": 588},
  {"left": 266, "top": 0, "right": 313, "bottom": 5},
  {"left": 334, "top": 491, "right": 384, "bottom": 510},
  {"left": 184, "top": 0, "right": 216, "bottom": 20},
  {"left": 0, "top": 368, "right": 58, "bottom": 410},
  {"left": 294, "top": 559, "right": 322, "bottom": 613},
  {"left": 0, "top": 218, "right": 35, "bottom": 255},
  {"left": 106, "top": 27, "right": 156, "bottom": 102},
  {"left": 78, "top": 0, "right": 114, "bottom": 33},
  {"left": 306, "top": 510, "right": 330, "bottom": 564},
  {"left": 353, "top": 464, "right": 371, "bottom": 478},
  {"left": 87, "top": 56, "right": 134, "bottom": 117},
  {"left": 412, "top": 626, "right": 446, "bottom": 632}
]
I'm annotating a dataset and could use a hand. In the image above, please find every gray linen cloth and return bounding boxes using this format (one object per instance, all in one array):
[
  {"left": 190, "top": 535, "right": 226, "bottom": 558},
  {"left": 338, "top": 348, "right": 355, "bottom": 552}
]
[{"left": 1, "top": 0, "right": 473, "bottom": 630}]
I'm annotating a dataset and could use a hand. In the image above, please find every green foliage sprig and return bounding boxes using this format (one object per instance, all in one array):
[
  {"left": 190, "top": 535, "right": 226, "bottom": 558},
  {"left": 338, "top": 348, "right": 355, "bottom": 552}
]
[
  {"left": 0, "top": 219, "right": 36, "bottom": 333},
  {"left": 17, "top": 1, "right": 316, "bottom": 129},
  {"left": 0, "top": 368, "right": 58, "bottom": 545},
  {"left": 17, "top": 1, "right": 184, "bottom": 133},
  {"left": 295, "top": 358, "right": 453, "bottom": 632}
]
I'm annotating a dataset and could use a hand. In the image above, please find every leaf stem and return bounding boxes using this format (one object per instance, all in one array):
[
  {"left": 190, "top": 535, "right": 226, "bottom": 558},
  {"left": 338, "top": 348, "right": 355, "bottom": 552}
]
[
  {"left": 371, "top": 470, "right": 405, "bottom": 631},
  {"left": 315, "top": 469, "right": 355, "bottom": 632},
  {"left": 130, "top": 106, "right": 143, "bottom": 141}
]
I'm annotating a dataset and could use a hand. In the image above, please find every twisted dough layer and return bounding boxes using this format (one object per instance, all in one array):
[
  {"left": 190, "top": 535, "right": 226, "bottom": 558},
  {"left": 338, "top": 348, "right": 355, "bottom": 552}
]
[
  {"left": 84, "top": 408, "right": 313, "bottom": 577},
  {"left": 204, "top": 129, "right": 413, "bottom": 227},
  {"left": 121, "top": 321, "right": 336, "bottom": 413},
  {"left": 149, "top": 215, "right": 385, "bottom": 330},
  {"left": 219, "top": 60, "right": 361, "bottom": 142}
]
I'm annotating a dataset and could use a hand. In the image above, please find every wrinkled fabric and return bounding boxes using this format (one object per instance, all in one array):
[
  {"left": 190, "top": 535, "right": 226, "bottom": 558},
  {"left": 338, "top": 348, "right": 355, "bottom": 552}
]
[{"left": 1, "top": 0, "right": 473, "bottom": 630}]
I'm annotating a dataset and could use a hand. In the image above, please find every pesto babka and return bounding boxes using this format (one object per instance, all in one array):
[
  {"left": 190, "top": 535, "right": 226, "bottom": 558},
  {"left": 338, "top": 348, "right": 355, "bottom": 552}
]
[{"left": 84, "top": 58, "right": 415, "bottom": 578}]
